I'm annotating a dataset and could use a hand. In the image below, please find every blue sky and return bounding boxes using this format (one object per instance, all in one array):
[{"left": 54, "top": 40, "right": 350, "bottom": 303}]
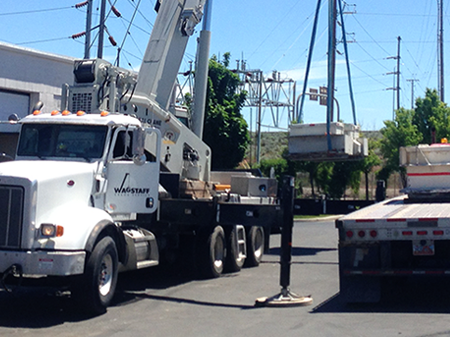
[{"left": 0, "top": 0, "right": 447, "bottom": 131}]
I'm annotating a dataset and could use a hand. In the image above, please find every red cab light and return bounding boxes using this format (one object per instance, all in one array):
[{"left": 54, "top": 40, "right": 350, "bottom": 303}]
[
  {"left": 369, "top": 230, "right": 378, "bottom": 238},
  {"left": 358, "top": 230, "right": 365, "bottom": 238},
  {"left": 346, "top": 230, "right": 354, "bottom": 238}
]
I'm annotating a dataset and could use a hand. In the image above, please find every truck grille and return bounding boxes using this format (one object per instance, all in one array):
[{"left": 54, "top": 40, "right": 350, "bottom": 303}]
[{"left": 0, "top": 186, "right": 24, "bottom": 249}]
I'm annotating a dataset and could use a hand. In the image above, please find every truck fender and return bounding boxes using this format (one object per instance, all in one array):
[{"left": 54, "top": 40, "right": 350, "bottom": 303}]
[{"left": 84, "top": 220, "right": 128, "bottom": 265}]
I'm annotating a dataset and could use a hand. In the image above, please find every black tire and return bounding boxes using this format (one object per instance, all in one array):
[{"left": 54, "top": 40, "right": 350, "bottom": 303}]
[
  {"left": 73, "top": 236, "right": 119, "bottom": 315},
  {"left": 225, "top": 226, "right": 246, "bottom": 273},
  {"left": 244, "top": 226, "right": 265, "bottom": 267},
  {"left": 198, "top": 226, "right": 226, "bottom": 278}
]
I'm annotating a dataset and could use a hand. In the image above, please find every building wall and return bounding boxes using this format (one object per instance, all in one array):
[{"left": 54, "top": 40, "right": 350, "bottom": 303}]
[{"left": 0, "top": 42, "right": 76, "bottom": 155}]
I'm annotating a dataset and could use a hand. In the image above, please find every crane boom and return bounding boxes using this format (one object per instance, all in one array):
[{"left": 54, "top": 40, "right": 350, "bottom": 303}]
[
  {"left": 66, "top": 0, "right": 212, "bottom": 181},
  {"left": 135, "top": 0, "right": 206, "bottom": 111}
]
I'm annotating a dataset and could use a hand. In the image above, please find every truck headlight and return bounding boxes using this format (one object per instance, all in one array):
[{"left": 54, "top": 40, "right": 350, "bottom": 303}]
[{"left": 40, "top": 224, "right": 64, "bottom": 238}]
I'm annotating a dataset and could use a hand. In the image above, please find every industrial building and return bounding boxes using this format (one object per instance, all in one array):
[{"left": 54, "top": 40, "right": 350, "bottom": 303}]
[{"left": 0, "top": 42, "right": 75, "bottom": 156}]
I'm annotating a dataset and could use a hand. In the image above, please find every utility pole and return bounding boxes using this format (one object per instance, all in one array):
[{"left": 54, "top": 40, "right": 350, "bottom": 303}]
[
  {"left": 387, "top": 36, "right": 401, "bottom": 112},
  {"left": 386, "top": 68, "right": 397, "bottom": 120},
  {"left": 256, "top": 71, "right": 263, "bottom": 164},
  {"left": 396, "top": 36, "right": 401, "bottom": 111},
  {"left": 438, "top": 0, "right": 444, "bottom": 102},
  {"left": 84, "top": 0, "right": 93, "bottom": 59},
  {"left": 97, "top": 0, "right": 107, "bottom": 58},
  {"left": 407, "top": 78, "right": 419, "bottom": 109},
  {"left": 326, "top": 0, "right": 337, "bottom": 151}
]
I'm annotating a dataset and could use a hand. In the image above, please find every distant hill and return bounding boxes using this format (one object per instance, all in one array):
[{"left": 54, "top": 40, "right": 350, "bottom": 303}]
[{"left": 246, "top": 132, "right": 288, "bottom": 163}]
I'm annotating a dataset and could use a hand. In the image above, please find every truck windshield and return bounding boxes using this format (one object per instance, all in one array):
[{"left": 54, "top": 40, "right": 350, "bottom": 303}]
[{"left": 17, "top": 124, "right": 108, "bottom": 159}]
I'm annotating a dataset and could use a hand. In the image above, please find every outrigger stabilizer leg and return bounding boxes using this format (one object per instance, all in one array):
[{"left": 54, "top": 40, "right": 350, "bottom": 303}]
[{"left": 255, "top": 176, "right": 313, "bottom": 307}]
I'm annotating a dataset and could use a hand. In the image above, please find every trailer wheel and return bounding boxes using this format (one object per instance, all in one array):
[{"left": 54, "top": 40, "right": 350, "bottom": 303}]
[
  {"left": 225, "top": 226, "right": 246, "bottom": 273},
  {"left": 73, "top": 236, "right": 119, "bottom": 315},
  {"left": 245, "top": 226, "right": 264, "bottom": 267},
  {"left": 199, "top": 225, "right": 226, "bottom": 278}
]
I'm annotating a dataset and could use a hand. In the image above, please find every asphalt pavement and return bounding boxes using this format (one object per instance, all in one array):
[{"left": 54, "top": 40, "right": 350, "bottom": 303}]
[{"left": 1, "top": 220, "right": 450, "bottom": 337}]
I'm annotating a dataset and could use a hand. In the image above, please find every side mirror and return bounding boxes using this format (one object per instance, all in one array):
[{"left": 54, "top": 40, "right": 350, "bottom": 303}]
[
  {"left": 8, "top": 114, "right": 19, "bottom": 123},
  {"left": 132, "top": 127, "right": 146, "bottom": 166}
]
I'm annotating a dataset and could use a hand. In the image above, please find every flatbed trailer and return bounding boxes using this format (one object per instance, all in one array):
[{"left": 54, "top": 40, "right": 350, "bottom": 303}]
[{"left": 337, "top": 144, "right": 450, "bottom": 303}]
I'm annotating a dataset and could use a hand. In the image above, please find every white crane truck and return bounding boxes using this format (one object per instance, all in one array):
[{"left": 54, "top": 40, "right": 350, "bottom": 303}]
[
  {"left": 336, "top": 143, "right": 450, "bottom": 303},
  {"left": 0, "top": 0, "right": 280, "bottom": 314}
]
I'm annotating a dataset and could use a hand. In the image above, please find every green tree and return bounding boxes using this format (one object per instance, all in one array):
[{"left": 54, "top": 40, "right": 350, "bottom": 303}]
[
  {"left": 360, "top": 142, "right": 381, "bottom": 200},
  {"left": 328, "top": 161, "right": 364, "bottom": 199},
  {"left": 379, "top": 107, "right": 422, "bottom": 186},
  {"left": 413, "top": 88, "right": 449, "bottom": 144},
  {"left": 296, "top": 161, "right": 319, "bottom": 197},
  {"left": 378, "top": 89, "right": 450, "bottom": 188},
  {"left": 315, "top": 162, "right": 334, "bottom": 195},
  {"left": 258, "top": 157, "right": 287, "bottom": 185},
  {"left": 202, "top": 54, "right": 249, "bottom": 169}
]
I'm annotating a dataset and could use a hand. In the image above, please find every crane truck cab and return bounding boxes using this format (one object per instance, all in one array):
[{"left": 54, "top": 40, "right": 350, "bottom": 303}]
[{"left": 0, "top": 110, "right": 161, "bottom": 314}]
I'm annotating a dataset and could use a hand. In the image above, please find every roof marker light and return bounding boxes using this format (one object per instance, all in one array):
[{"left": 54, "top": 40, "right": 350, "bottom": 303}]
[
  {"left": 33, "top": 110, "right": 41, "bottom": 115},
  {"left": 100, "top": 111, "right": 109, "bottom": 117},
  {"left": 76, "top": 110, "right": 86, "bottom": 116},
  {"left": 62, "top": 110, "right": 71, "bottom": 116},
  {"left": 51, "top": 110, "right": 60, "bottom": 116}
]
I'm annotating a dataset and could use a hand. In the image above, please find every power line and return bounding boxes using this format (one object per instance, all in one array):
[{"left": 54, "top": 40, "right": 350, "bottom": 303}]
[
  {"left": 126, "top": 0, "right": 154, "bottom": 29},
  {"left": 351, "top": 14, "right": 391, "bottom": 55},
  {"left": 354, "top": 41, "right": 389, "bottom": 71},
  {"left": 115, "top": 0, "right": 143, "bottom": 66},
  {"left": 269, "top": 14, "right": 315, "bottom": 70},
  {"left": 120, "top": 17, "right": 152, "bottom": 35},
  {"left": 0, "top": 6, "right": 73, "bottom": 16},
  {"left": 15, "top": 36, "right": 72, "bottom": 46},
  {"left": 248, "top": 0, "right": 304, "bottom": 62},
  {"left": 349, "top": 62, "right": 389, "bottom": 88},
  {"left": 356, "top": 12, "right": 441, "bottom": 17}
]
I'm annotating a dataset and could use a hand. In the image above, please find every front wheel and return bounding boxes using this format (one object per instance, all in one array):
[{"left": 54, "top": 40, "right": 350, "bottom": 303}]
[{"left": 73, "top": 236, "right": 119, "bottom": 315}]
